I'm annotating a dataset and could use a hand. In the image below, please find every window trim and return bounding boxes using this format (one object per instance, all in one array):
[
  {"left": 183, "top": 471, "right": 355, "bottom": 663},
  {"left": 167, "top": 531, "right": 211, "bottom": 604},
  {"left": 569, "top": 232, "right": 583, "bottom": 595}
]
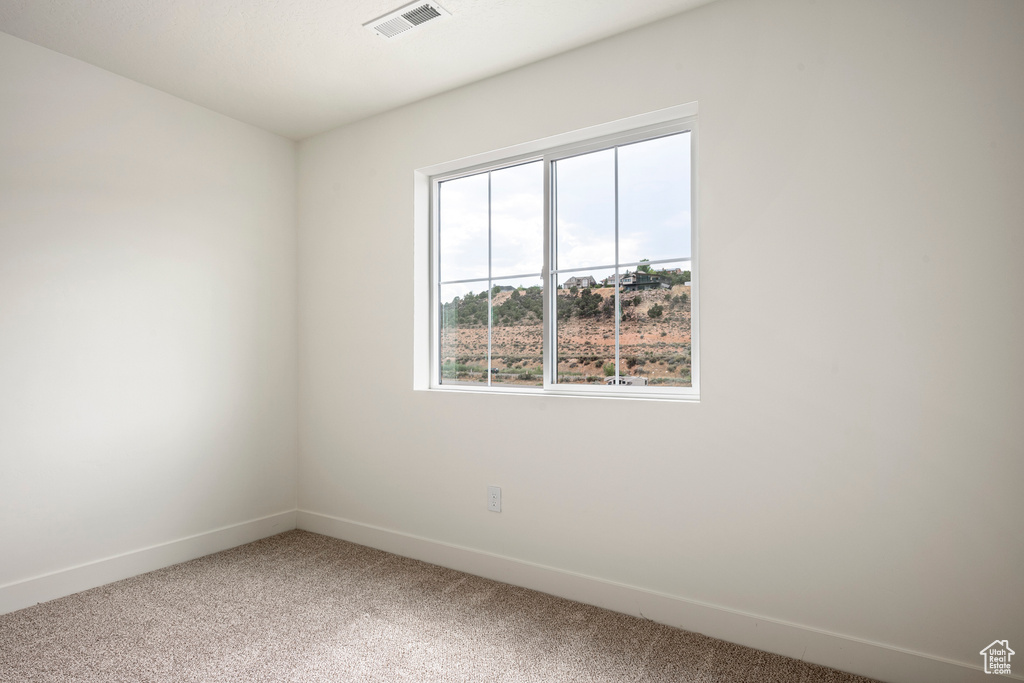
[{"left": 413, "top": 103, "right": 699, "bottom": 401}]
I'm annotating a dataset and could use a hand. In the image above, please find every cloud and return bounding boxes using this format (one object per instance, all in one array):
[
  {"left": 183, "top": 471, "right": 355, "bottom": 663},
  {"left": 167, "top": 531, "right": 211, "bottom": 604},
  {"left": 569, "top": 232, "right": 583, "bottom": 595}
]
[{"left": 439, "top": 133, "right": 691, "bottom": 285}]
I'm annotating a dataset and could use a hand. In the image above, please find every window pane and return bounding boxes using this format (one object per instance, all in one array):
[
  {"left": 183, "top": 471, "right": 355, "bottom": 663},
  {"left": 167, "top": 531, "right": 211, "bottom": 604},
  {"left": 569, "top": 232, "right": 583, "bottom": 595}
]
[
  {"left": 490, "top": 276, "right": 544, "bottom": 387},
  {"left": 434, "top": 119, "right": 697, "bottom": 396},
  {"left": 439, "top": 283, "right": 489, "bottom": 385},
  {"left": 554, "top": 267, "right": 617, "bottom": 385},
  {"left": 439, "top": 173, "right": 489, "bottom": 282},
  {"left": 491, "top": 161, "right": 543, "bottom": 279},
  {"left": 618, "top": 132, "right": 691, "bottom": 265},
  {"left": 554, "top": 149, "right": 615, "bottom": 271},
  {"left": 616, "top": 261, "right": 692, "bottom": 388}
]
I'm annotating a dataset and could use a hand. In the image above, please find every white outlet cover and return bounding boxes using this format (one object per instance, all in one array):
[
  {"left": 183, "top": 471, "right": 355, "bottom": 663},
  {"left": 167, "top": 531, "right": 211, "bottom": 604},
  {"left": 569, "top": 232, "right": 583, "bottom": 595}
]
[{"left": 487, "top": 486, "right": 501, "bottom": 512}]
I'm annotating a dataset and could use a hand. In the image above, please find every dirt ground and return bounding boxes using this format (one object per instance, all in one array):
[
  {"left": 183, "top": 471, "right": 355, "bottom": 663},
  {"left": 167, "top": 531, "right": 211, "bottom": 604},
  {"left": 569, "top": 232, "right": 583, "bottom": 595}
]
[{"left": 441, "top": 285, "right": 691, "bottom": 387}]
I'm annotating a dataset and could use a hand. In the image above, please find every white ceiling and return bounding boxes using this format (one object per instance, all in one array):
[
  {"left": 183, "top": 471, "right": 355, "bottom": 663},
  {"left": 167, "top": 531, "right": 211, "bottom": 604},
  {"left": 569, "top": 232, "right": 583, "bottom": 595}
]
[{"left": 0, "top": 0, "right": 715, "bottom": 140}]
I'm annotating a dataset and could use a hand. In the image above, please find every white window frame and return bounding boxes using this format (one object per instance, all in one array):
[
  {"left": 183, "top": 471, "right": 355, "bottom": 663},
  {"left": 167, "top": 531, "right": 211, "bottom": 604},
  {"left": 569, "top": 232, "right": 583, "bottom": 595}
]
[{"left": 413, "top": 103, "right": 699, "bottom": 401}]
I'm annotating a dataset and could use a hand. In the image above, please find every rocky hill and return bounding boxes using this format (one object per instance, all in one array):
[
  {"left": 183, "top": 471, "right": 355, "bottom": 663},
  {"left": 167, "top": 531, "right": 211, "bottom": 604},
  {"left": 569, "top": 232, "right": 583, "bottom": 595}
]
[{"left": 440, "top": 285, "right": 691, "bottom": 387}]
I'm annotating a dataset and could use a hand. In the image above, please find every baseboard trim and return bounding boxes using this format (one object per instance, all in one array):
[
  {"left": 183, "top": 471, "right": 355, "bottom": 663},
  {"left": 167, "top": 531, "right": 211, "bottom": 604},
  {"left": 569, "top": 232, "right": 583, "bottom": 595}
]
[
  {"left": 297, "top": 510, "right": 1007, "bottom": 683},
  {"left": 0, "top": 510, "right": 297, "bottom": 616}
]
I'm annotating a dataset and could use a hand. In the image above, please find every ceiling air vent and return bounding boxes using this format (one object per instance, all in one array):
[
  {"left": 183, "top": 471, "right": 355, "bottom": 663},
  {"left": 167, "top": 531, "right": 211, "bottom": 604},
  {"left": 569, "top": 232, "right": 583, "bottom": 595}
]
[{"left": 364, "top": 1, "right": 450, "bottom": 39}]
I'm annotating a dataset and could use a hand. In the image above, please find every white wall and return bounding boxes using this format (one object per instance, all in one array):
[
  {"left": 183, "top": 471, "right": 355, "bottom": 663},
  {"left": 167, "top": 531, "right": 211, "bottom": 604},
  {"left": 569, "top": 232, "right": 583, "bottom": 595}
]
[
  {"left": 297, "top": 0, "right": 1023, "bottom": 679},
  {"left": 0, "top": 33, "right": 298, "bottom": 589}
]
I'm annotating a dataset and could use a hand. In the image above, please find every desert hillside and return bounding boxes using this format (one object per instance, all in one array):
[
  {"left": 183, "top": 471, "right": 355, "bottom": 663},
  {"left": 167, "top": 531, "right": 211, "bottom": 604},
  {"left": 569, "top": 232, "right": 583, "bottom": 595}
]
[{"left": 441, "top": 285, "right": 691, "bottom": 387}]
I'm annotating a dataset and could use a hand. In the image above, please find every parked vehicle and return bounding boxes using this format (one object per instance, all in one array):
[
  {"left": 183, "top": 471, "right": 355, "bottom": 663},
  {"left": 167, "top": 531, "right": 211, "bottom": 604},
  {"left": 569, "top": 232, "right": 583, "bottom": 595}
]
[{"left": 605, "top": 376, "right": 648, "bottom": 386}]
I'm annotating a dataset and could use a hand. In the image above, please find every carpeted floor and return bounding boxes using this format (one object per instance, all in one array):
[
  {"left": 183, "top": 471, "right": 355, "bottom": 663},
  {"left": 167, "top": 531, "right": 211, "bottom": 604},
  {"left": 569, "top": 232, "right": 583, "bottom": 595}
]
[{"left": 0, "top": 530, "right": 880, "bottom": 682}]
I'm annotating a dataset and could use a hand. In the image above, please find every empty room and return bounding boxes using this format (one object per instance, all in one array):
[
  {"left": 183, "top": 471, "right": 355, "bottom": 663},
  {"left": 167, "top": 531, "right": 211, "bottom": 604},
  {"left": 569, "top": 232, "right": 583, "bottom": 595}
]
[{"left": 1, "top": 0, "right": 1021, "bottom": 681}]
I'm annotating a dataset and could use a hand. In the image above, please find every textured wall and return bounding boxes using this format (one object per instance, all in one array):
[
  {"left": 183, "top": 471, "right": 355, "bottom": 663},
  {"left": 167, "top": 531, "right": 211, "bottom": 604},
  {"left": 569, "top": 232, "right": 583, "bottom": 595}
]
[
  {"left": 298, "top": 0, "right": 1024, "bottom": 672},
  {"left": 0, "top": 33, "right": 298, "bottom": 585}
]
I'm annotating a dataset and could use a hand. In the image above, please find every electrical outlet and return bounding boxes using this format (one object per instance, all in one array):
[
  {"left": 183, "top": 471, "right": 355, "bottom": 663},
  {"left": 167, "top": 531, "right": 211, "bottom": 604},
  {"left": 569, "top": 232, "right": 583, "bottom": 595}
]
[{"left": 487, "top": 485, "right": 501, "bottom": 512}]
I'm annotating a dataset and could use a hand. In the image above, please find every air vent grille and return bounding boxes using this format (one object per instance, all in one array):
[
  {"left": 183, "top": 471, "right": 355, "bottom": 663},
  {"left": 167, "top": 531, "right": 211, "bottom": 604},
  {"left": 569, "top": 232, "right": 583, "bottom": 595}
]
[
  {"left": 375, "top": 17, "right": 413, "bottom": 38},
  {"left": 364, "top": 1, "right": 450, "bottom": 39},
  {"left": 402, "top": 5, "right": 441, "bottom": 26}
]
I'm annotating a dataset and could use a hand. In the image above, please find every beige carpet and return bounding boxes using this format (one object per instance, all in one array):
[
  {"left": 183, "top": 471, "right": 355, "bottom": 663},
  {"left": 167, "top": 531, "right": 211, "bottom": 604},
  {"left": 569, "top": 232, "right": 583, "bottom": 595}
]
[{"left": 0, "top": 530, "right": 879, "bottom": 682}]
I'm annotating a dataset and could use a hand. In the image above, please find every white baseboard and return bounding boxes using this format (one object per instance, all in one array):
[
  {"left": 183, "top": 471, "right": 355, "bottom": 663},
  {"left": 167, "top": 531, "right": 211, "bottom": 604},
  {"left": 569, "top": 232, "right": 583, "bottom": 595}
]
[
  {"left": 0, "top": 510, "right": 297, "bottom": 616},
  {"left": 297, "top": 510, "right": 1008, "bottom": 683}
]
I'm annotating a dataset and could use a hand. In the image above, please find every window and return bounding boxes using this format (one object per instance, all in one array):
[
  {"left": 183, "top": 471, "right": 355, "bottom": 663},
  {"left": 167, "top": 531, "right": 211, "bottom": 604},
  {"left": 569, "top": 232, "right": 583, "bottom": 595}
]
[{"left": 420, "top": 105, "right": 698, "bottom": 400}]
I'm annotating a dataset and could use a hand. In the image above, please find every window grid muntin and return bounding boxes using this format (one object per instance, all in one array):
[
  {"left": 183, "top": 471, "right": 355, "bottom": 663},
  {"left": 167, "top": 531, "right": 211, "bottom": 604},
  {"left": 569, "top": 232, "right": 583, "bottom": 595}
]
[
  {"left": 486, "top": 171, "right": 491, "bottom": 387},
  {"left": 551, "top": 258, "right": 690, "bottom": 276},
  {"left": 614, "top": 147, "right": 621, "bottom": 384}
]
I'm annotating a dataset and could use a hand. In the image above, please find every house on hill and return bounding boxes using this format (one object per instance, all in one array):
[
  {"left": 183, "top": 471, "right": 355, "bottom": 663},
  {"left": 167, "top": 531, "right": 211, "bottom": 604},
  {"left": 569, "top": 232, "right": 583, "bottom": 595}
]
[
  {"left": 605, "top": 376, "right": 648, "bottom": 386},
  {"left": 563, "top": 275, "right": 596, "bottom": 289},
  {"left": 621, "top": 271, "right": 670, "bottom": 291}
]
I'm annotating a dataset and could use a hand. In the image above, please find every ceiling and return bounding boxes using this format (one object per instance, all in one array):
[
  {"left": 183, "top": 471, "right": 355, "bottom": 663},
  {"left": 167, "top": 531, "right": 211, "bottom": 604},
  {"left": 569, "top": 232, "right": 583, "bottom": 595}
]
[{"left": 0, "top": 0, "right": 715, "bottom": 140}]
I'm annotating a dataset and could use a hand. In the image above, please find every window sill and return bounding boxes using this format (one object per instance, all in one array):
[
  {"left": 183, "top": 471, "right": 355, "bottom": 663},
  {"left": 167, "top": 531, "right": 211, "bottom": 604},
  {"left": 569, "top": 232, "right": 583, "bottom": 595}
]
[{"left": 417, "top": 384, "right": 700, "bottom": 403}]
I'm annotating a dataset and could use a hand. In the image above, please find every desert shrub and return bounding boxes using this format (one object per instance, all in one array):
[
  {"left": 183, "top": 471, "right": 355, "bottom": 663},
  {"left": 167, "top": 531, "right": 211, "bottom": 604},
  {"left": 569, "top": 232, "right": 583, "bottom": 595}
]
[
  {"left": 648, "top": 304, "right": 664, "bottom": 319},
  {"left": 576, "top": 288, "right": 603, "bottom": 317},
  {"left": 603, "top": 363, "right": 616, "bottom": 377},
  {"left": 556, "top": 294, "right": 573, "bottom": 321},
  {"left": 494, "top": 287, "right": 542, "bottom": 326},
  {"left": 557, "top": 288, "right": 607, "bottom": 320},
  {"left": 655, "top": 269, "right": 691, "bottom": 286},
  {"left": 442, "top": 290, "right": 489, "bottom": 327},
  {"left": 601, "top": 296, "right": 616, "bottom": 317}
]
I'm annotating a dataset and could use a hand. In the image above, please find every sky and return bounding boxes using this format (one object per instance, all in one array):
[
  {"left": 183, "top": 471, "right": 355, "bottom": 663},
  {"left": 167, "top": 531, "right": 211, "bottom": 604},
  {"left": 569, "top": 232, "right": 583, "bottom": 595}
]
[{"left": 438, "top": 131, "right": 691, "bottom": 298}]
